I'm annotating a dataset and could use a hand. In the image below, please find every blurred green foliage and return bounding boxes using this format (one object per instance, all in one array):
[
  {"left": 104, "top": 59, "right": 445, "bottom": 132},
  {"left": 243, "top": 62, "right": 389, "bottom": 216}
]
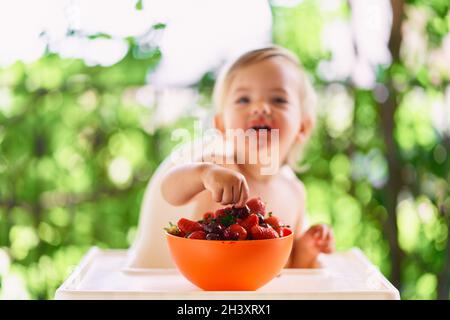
[{"left": 0, "top": 0, "right": 449, "bottom": 299}]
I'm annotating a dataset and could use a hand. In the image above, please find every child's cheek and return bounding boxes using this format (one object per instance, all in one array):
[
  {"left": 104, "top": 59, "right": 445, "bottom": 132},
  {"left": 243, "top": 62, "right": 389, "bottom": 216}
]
[
  {"left": 232, "top": 115, "right": 248, "bottom": 130},
  {"left": 223, "top": 109, "right": 245, "bottom": 130}
]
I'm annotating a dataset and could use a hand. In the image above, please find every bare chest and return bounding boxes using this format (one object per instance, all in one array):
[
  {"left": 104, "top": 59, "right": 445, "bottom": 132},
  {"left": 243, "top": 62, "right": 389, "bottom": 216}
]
[{"left": 246, "top": 182, "right": 300, "bottom": 228}]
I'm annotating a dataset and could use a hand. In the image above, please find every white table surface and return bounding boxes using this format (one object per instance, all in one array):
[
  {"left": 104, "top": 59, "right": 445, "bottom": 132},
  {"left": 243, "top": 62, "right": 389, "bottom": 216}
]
[{"left": 55, "top": 247, "right": 400, "bottom": 300}]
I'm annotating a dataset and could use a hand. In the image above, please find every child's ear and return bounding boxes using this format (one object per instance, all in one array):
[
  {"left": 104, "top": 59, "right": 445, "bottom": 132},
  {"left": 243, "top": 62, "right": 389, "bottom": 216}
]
[
  {"left": 214, "top": 113, "right": 225, "bottom": 134},
  {"left": 296, "top": 116, "right": 313, "bottom": 143}
]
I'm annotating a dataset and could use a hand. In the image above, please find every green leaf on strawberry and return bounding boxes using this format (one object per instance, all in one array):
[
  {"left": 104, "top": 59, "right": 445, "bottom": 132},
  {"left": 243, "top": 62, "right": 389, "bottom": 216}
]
[
  {"left": 164, "top": 222, "right": 181, "bottom": 236},
  {"left": 218, "top": 213, "right": 236, "bottom": 227}
]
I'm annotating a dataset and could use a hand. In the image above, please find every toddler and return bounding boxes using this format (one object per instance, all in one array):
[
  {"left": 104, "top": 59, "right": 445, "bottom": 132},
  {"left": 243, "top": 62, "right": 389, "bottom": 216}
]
[{"left": 127, "top": 45, "right": 334, "bottom": 269}]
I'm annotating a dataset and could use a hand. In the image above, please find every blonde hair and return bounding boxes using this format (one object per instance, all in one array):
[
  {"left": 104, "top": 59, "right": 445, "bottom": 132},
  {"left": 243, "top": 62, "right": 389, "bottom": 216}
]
[{"left": 212, "top": 45, "right": 317, "bottom": 172}]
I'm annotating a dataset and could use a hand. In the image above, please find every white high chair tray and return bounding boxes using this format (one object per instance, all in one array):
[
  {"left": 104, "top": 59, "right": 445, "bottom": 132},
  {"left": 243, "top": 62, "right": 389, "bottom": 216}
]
[{"left": 55, "top": 247, "right": 400, "bottom": 300}]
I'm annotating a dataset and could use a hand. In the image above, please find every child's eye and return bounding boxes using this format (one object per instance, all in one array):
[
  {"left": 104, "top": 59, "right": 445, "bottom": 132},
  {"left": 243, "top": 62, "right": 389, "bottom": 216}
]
[
  {"left": 272, "top": 97, "right": 287, "bottom": 104},
  {"left": 236, "top": 96, "right": 250, "bottom": 104}
]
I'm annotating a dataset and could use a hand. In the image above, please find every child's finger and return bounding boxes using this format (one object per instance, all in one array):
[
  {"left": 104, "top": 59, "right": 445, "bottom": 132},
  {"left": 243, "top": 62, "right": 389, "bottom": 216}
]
[
  {"left": 221, "top": 186, "right": 234, "bottom": 205},
  {"left": 308, "top": 225, "right": 319, "bottom": 233},
  {"left": 237, "top": 180, "right": 249, "bottom": 208},
  {"left": 212, "top": 187, "right": 224, "bottom": 203},
  {"left": 325, "top": 238, "right": 335, "bottom": 253},
  {"left": 314, "top": 225, "right": 324, "bottom": 240},
  {"left": 232, "top": 183, "right": 241, "bottom": 205},
  {"left": 321, "top": 225, "right": 329, "bottom": 241},
  {"left": 315, "top": 224, "right": 328, "bottom": 241},
  {"left": 316, "top": 241, "right": 327, "bottom": 251},
  {"left": 319, "top": 231, "right": 335, "bottom": 253},
  {"left": 321, "top": 244, "right": 334, "bottom": 254},
  {"left": 309, "top": 225, "right": 321, "bottom": 238},
  {"left": 235, "top": 182, "right": 245, "bottom": 207},
  {"left": 326, "top": 228, "right": 334, "bottom": 242}
]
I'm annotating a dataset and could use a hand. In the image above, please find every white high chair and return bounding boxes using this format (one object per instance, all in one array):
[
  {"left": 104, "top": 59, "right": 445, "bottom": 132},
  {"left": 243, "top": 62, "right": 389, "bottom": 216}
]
[
  {"left": 55, "top": 140, "right": 400, "bottom": 299},
  {"left": 55, "top": 247, "right": 399, "bottom": 299}
]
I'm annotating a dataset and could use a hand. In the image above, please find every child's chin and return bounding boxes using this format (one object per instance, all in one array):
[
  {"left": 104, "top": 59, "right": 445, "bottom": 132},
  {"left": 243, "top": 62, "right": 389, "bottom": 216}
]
[
  {"left": 243, "top": 140, "right": 279, "bottom": 160},
  {"left": 255, "top": 134, "right": 274, "bottom": 148}
]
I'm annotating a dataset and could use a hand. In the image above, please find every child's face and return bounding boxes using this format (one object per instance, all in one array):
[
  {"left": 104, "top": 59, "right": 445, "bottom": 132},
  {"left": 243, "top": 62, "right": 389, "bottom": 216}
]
[{"left": 216, "top": 58, "right": 309, "bottom": 166}]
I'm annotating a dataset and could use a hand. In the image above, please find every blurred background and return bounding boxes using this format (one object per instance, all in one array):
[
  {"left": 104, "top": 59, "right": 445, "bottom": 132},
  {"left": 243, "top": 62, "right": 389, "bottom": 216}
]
[{"left": 0, "top": 0, "right": 449, "bottom": 300}]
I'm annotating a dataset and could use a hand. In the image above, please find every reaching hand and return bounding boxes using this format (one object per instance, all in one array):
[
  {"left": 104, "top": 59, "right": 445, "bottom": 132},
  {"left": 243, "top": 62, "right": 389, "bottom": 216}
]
[
  {"left": 300, "top": 224, "right": 335, "bottom": 254},
  {"left": 200, "top": 164, "right": 249, "bottom": 207}
]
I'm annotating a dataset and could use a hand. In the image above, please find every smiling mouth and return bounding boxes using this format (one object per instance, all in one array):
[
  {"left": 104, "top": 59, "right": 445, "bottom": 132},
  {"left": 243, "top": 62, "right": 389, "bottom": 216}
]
[{"left": 250, "top": 125, "right": 272, "bottom": 131}]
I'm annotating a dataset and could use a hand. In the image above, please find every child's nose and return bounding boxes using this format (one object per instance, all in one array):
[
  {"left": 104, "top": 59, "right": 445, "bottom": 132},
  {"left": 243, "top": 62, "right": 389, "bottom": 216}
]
[{"left": 251, "top": 101, "right": 271, "bottom": 116}]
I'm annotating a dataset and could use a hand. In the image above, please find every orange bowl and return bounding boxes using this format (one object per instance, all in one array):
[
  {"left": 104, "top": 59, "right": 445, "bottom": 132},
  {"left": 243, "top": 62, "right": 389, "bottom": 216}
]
[{"left": 166, "top": 232, "right": 294, "bottom": 291}]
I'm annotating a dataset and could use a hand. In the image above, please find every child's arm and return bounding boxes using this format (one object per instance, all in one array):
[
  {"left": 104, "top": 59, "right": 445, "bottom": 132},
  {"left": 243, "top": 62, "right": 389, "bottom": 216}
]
[
  {"left": 127, "top": 160, "right": 249, "bottom": 268},
  {"left": 161, "top": 162, "right": 249, "bottom": 207}
]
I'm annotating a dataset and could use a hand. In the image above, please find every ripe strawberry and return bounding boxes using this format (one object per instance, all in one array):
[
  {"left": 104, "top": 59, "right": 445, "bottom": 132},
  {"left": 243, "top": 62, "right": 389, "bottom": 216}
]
[
  {"left": 237, "top": 213, "right": 259, "bottom": 232},
  {"left": 177, "top": 218, "right": 203, "bottom": 235},
  {"left": 214, "top": 207, "right": 232, "bottom": 219},
  {"left": 230, "top": 224, "right": 248, "bottom": 240},
  {"left": 250, "top": 225, "right": 279, "bottom": 240},
  {"left": 246, "top": 197, "right": 266, "bottom": 216},
  {"left": 264, "top": 213, "right": 281, "bottom": 229},
  {"left": 187, "top": 230, "right": 207, "bottom": 239},
  {"left": 202, "top": 211, "right": 214, "bottom": 223},
  {"left": 277, "top": 227, "right": 292, "bottom": 237},
  {"left": 224, "top": 224, "right": 248, "bottom": 240}
]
